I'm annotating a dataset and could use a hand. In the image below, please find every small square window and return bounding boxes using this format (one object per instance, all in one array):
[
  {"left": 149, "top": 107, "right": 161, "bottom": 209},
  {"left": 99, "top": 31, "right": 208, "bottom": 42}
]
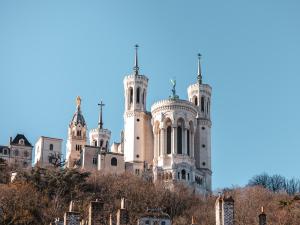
[
  {"left": 202, "top": 127, "right": 205, "bottom": 130},
  {"left": 202, "top": 144, "right": 206, "bottom": 148},
  {"left": 136, "top": 136, "right": 140, "bottom": 140}
]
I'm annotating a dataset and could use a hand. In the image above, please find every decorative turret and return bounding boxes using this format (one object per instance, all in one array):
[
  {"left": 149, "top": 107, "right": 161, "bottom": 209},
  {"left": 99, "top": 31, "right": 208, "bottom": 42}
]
[
  {"left": 187, "top": 54, "right": 212, "bottom": 191},
  {"left": 123, "top": 45, "right": 153, "bottom": 174},
  {"left": 70, "top": 96, "right": 86, "bottom": 127},
  {"left": 66, "top": 96, "right": 87, "bottom": 167},
  {"left": 89, "top": 100, "right": 111, "bottom": 151}
]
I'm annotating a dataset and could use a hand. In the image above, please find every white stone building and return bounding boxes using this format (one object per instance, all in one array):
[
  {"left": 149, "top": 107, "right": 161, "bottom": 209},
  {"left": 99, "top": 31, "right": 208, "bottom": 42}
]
[
  {"left": 65, "top": 47, "right": 212, "bottom": 193},
  {"left": 34, "top": 136, "right": 63, "bottom": 167}
]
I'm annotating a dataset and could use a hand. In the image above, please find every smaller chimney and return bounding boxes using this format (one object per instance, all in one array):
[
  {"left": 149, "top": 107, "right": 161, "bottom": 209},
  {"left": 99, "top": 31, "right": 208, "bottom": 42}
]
[
  {"left": 109, "top": 214, "right": 113, "bottom": 225},
  {"left": 69, "top": 201, "right": 74, "bottom": 212},
  {"left": 117, "top": 198, "right": 129, "bottom": 225},
  {"left": 191, "top": 216, "right": 197, "bottom": 225},
  {"left": 258, "top": 207, "right": 266, "bottom": 225},
  {"left": 121, "top": 198, "right": 125, "bottom": 209}
]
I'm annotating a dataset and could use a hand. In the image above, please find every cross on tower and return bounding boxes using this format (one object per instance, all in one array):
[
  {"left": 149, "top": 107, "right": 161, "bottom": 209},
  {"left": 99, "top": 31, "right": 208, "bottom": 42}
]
[{"left": 98, "top": 100, "right": 105, "bottom": 129}]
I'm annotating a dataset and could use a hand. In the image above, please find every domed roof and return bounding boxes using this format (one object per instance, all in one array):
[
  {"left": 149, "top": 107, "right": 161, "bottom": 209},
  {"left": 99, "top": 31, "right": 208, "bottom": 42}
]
[
  {"left": 71, "top": 107, "right": 86, "bottom": 127},
  {"left": 70, "top": 96, "right": 86, "bottom": 127}
]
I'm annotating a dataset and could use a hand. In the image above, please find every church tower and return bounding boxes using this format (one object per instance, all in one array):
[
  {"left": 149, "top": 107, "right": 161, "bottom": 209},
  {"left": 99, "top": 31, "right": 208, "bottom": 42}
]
[
  {"left": 187, "top": 54, "right": 212, "bottom": 191},
  {"left": 66, "top": 96, "right": 87, "bottom": 167},
  {"left": 123, "top": 45, "right": 153, "bottom": 174}
]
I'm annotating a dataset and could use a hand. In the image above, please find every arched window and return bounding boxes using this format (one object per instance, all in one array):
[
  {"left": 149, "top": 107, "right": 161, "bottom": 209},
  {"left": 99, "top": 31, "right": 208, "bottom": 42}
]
[
  {"left": 14, "top": 149, "right": 19, "bottom": 156},
  {"left": 187, "top": 130, "right": 190, "bottom": 156},
  {"left": 181, "top": 169, "right": 186, "bottom": 180},
  {"left": 142, "top": 90, "right": 145, "bottom": 104},
  {"left": 177, "top": 126, "right": 182, "bottom": 154},
  {"left": 49, "top": 144, "right": 53, "bottom": 151},
  {"left": 136, "top": 87, "right": 140, "bottom": 103},
  {"left": 201, "top": 96, "right": 205, "bottom": 112},
  {"left": 194, "top": 96, "right": 198, "bottom": 106},
  {"left": 100, "top": 140, "right": 104, "bottom": 148},
  {"left": 129, "top": 87, "right": 133, "bottom": 104},
  {"left": 111, "top": 157, "right": 117, "bottom": 166},
  {"left": 105, "top": 141, "right": 109, "bottom": 150},
  {"left": 167, "top": 126, "right": 172, "bottom": 154},
  {"left": 77, "top": 130, "right": 81, "bottom": 137},
  {"left": 94, "top": 140, "right": 97, "bottom": 147}
]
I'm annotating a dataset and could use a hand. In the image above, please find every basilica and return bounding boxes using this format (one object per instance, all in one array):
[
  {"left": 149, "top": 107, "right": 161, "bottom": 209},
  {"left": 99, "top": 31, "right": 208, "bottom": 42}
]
[{"left": 63, "top": 46, "right": 212, "bottom": 194}]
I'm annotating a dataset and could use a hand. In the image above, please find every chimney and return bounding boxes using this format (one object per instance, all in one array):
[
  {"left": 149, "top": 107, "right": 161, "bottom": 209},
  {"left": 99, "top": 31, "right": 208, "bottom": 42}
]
[
  {"left": 258, "top": 207, "right": 266, "bottom": 225},
  {"left": 88, "top": 200, "right": 105, "bottom": 225},
  {"left": 215, "top": 195, "right": 234, "bottom": 225},
  {"left": 191, "top": 216, "right": 197, "bottom": 225},
  {"left": 117, "top": 198, "right": 129, "bottom": 225}
]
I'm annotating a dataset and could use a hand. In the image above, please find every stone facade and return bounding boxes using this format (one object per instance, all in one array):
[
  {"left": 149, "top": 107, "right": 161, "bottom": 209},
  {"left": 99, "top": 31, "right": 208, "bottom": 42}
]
[
  {"left": 0, "top": 134, "right": 33, "bottom": 169},
  {"left": 34, "top": 136, "right": 63, "bottom": 167},
  {"left": 65, "top": 48, "right": 212, "bottom": 193}
]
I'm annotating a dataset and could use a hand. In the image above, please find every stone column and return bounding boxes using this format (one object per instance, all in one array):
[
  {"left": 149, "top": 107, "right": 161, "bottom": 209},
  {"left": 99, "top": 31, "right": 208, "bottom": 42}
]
[
  {"left": 160, "top": 128, "right": 165, "bottom": 155},
  {"left": 153, "top": 131, "right": 158, "bottom": 159}
]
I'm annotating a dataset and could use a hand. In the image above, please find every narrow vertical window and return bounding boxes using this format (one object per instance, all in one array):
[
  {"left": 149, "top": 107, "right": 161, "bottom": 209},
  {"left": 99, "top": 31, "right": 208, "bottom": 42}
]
[
  {"left": 194, "top": 96, "right": 198, "bottom": 106},
  {"left": 187, "top": 130, "right": 190, "bottom": 156},
  {"left": 167, "top": 126, "right": 171, "bottom": 154},
  {"left": 181, "top": 170, "right": 186, "bottom": 180},
  {"left": 177, "top": 126, "right": 182, "bottom": 154},
  {"left": 136, "top": 87, "right": 140, "bottom": 103},
  {"left": 129, "top": 88, "right": 133, "bottom": 104},
  {"left": 49, "top": 144, "right": 54, "bottom": 151},
  {"left": 201, "top": 96, "right": 205, "bottom": 112}
]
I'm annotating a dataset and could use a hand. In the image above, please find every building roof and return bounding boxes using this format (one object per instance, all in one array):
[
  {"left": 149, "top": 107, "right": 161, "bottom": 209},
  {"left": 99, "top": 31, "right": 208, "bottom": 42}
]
[
  {"left": 70, "top": 106, "right": 86, "bottom": 127},
  {"left": 10, "top": 134, "right": 32, "bottom": 147}
]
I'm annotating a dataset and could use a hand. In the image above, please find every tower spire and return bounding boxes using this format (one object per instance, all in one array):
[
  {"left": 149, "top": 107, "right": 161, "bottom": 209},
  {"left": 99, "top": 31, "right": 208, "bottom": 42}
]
[
  {"left": 98, "top": 100, "right": 105, "bottom": 129},
  {"left": 133, "top": 44, "right": 139, "bottom": 75},
  {"left": 197, "top": 53, "right": 202, "bottom": 85}
]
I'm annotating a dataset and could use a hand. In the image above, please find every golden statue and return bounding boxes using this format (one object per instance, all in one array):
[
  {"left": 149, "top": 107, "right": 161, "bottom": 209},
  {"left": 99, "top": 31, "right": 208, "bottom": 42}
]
[{"left": 76, "top": 96, "right": 81, "bottom": 107}]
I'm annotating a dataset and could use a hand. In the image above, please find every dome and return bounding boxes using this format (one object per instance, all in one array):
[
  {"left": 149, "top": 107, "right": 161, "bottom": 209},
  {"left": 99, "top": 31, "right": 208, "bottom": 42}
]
[{"left": 70, "top": 107, "right": 86, "bottom": 127}]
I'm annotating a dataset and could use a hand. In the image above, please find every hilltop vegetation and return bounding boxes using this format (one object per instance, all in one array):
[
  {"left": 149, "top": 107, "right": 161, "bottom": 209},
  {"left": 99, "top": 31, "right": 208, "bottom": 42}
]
[{"left": 0, "top": 167, "right": 299, "bottom": 225}]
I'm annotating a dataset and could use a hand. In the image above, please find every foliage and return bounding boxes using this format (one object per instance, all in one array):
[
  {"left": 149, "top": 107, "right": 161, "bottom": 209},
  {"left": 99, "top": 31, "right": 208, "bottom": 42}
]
[
  {"left": 248, "top": 173, "right": 300, "bottom": 195},
  {"left": 0, "top": 168, "right": 300, "bottom": 225}
]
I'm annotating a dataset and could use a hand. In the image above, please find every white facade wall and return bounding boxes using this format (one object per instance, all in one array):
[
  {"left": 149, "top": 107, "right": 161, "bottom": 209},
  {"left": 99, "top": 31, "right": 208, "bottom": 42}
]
[
  {"left": 34, "top": 136, "right": 62, "bottom": 167},
  {"left": 123, "top": 74, "right": 154, "bottom": 174}
]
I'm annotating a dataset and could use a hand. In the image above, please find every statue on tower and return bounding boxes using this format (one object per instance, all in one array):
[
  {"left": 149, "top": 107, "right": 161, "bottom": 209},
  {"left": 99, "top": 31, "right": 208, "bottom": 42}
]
[
  {"left": 169, "top": 79, "right": 179, "bottom": 100},
  {"left": 76, "top": 96, "right": 81, "bottom": 108}
]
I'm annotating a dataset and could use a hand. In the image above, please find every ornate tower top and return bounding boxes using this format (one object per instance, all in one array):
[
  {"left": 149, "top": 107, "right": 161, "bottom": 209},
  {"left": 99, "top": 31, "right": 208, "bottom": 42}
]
[
  {"left": 197, "top": 53, "right": 202, "bottom": 85},
  {"left": 70, "top": 96, "right": 86, "bottom": 127},
  {"left": 76, "top": 96, "right": 81, "bottom": 108},
  {"left": 133, "top": 44, "right": 139, "bottom": 75},
  {"left": 98, "top": 100, "right": 105, "bottom": 129}
]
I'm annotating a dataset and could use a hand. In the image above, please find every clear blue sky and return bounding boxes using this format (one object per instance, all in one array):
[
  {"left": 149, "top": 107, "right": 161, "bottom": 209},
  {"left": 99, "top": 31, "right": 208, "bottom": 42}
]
[{"left": 0, "top": 0, "right": 299, "bottom": 189}]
